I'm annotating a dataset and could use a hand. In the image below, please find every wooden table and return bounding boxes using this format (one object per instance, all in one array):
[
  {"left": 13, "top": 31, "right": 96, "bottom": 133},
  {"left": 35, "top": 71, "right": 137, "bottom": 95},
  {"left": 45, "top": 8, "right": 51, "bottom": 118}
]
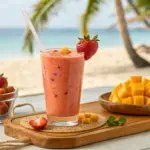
[{"left": 1, "top": 87, "right": 150, "bottom": 150}]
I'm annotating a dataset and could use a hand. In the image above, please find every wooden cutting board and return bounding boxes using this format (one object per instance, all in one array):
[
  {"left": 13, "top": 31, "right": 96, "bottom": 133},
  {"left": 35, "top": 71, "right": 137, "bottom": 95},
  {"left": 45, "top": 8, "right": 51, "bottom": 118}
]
[{"left": 4, "top": 101, "right": 150, "bottom": 149}]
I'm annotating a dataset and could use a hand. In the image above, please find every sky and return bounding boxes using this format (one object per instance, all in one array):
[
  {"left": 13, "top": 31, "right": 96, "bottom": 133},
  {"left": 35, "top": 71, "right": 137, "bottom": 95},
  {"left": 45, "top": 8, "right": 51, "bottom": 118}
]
[{"left": 0, "top": 0, "right": 136, "bottom": 29}]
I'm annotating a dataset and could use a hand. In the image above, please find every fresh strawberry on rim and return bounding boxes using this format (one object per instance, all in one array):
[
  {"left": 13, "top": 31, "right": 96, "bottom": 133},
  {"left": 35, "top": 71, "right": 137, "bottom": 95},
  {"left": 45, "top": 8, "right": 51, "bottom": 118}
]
[
  {"left": 77, "top": 34, "right": 99, "bottom": 60},
  {"left": 29, "top": 117, "right": 48, "bottom": 130},
  {"left": 0, "top": 73, "right": 8, "bottom": 88}
]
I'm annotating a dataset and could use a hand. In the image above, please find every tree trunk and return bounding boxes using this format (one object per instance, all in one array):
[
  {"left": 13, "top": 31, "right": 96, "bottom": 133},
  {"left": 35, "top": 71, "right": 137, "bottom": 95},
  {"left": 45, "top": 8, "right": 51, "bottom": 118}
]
[
  {"left": 128, "top": 0, "right": 150, "bottom": 29},
  {"left": 115, "top": 0, "right": 150, "bottom": 68}
]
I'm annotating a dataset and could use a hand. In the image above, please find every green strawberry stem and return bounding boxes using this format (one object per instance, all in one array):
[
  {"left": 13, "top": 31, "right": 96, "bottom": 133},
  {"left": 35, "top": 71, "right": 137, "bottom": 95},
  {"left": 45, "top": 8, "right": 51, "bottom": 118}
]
[
  {"left": 78, "top": 34, "right": 99, "bottom": 41},
  {"left": 0, "top": 73, "right": 4, "bottom": 77}
]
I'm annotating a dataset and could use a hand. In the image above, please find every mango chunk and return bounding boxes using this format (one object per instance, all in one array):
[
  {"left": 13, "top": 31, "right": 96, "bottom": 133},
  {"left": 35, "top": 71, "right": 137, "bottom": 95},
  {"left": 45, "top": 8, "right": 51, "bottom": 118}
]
[
  {"left": 91, "top": 113, "right": 99, "bottom": 122},
  {"left": 109, "top": 84, "right": 122, "bottom": 101},
  {"left": 82, "top": 118, "right": 91, "bottom": 124},
  {"left": 60, "top": 47, "right": 70, "bottom": 54},
  {"left": 131, "top": 76, "right": 142, "bottom": 83},
  {"left": 145, "top": 97, "right": 150, "bottom": 105},
  {"left": 132, "top": 83, "right": 144, "bottom": 96},
  {"left": 118, "top": 84, "right": 131, "bottom": 98},
  {"left": 143, "top": 78, "right": 150, "bottom": 87},
  {"left": 124, "top": 80, "right": 131, "bottom": 87},
  {"left": 133, "top": 96, "right": 144, "bottom": 105},
  {"left": 84, "top": 112, "right": 92, "bottom": 118},
  {"left": 111, "top": 93, "right": 121, "bottom": 103},
  {"left": 122, "top": 97, "right": 133, "bottom": 105},
  {"left": 78, "top": 114, "right": 85, "bottom": 123}
]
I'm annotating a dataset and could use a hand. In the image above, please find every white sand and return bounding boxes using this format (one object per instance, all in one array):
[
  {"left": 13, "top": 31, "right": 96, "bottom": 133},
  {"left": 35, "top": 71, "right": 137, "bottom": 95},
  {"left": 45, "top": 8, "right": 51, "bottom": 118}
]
[{"left": 1, "top": 48, "right": 150, "bottom": 96}]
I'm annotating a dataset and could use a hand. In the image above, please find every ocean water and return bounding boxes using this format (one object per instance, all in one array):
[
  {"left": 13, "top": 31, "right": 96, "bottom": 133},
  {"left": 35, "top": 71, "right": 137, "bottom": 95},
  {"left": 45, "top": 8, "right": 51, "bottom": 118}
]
[{"left": 0, "top": 28, "right": 150, "bottom": 59}]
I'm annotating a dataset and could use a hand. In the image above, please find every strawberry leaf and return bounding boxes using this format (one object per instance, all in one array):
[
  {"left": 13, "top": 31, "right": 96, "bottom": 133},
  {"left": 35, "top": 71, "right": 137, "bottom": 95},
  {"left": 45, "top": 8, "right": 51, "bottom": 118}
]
[
  {"left": 87, "top": 34, "right": 90, "bottom": 40},
  {"left": 0, "top": 73, "right": 4, "bottom": 77},
  {"left": 92, "top": 34, "right": 99, "bottom": 41},
  {"left": 78, "top": 37, "right": 83, "bottom": 40}
]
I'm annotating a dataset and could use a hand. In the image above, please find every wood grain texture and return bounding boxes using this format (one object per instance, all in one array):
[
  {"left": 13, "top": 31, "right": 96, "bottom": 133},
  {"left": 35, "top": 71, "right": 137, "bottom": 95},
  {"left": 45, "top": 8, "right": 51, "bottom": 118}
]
[
  {"left": 4, "top": 101, "right": 150, "bottom": 149},
  {"left": 100, "top": 92, "right": 150, "bottom": 115}
]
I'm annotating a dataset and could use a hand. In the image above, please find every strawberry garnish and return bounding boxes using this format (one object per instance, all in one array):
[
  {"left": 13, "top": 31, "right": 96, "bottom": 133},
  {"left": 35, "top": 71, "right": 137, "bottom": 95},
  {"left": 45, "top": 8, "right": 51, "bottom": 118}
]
[
  {"left": 77, "top": 34, "right": 99, "bottom": 60},
  {"left": 0, "top": 74, "right": 8, "bottom": 88},
  {"left": 0, "top": 88, "right": 5, "bottom": 94},
  {"left": 7, "top": 86, "right": 15, "bottom": 93},
  {"left": 29, "top": 117, "right": 48, "bottom": 130}
]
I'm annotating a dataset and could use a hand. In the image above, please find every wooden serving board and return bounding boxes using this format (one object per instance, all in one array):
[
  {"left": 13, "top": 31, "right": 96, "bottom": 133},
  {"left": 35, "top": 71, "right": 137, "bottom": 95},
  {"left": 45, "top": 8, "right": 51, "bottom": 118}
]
[{"left": 4, "top": 101, "right": 150, "bottom": 149}]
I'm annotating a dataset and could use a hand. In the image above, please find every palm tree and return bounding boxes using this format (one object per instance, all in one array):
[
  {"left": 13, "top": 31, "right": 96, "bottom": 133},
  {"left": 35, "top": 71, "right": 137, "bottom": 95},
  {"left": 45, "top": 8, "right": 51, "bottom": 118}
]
[
  {"left": 23, "top": 0, "right": 150, "bottom": 67},
  {"left": 127, "top": 0, "right": 150, "bottom": 29},
  {"left": 114, "top": 0, "right": 149, "bottom": 67}
]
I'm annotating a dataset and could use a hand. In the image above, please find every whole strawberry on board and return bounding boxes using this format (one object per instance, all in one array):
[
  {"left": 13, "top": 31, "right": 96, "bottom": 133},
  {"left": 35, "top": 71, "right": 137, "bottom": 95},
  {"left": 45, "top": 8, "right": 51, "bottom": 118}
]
[
  {"left": 77, "top": 34, "right": 99, "bottom": 60},
  {"left": 0, "top": 73, "right": 8, "bottom": 88}
]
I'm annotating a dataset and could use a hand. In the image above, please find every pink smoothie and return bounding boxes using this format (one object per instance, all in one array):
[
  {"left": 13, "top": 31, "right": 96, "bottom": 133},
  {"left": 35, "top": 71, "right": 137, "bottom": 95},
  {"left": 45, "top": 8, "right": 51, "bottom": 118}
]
[{"left": 40, "top": 49, "right": 84, "bottom": 121}]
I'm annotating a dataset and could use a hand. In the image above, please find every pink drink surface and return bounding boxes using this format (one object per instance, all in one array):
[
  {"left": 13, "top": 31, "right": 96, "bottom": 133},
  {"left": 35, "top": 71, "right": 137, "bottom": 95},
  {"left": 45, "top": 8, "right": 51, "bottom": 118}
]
[{"left": 41, "top": 50, "right": 84, "bottom": 118}]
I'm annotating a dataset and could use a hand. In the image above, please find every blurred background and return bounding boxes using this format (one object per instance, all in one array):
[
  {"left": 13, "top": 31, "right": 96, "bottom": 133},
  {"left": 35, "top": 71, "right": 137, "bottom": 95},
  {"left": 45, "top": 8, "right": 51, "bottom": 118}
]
[{"left": 0, "top": 0, "right": 150, "bottom": 96}]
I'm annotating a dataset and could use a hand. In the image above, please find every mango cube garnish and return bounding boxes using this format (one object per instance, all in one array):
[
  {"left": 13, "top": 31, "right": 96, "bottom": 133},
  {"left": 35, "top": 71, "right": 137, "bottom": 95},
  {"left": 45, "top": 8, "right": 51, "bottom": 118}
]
[
  {"left": 82, "top": 118, "right": 91, "bottom": 124},
  {"left": 78, "top": 114, "right": 85, "bottom": 123},
  {"left": 122, "top": 97, "right": 132, "bottom": 105},
  {"left": 133, "top": 96, "right": 144, "bottom": 105},
  {"left": 78, "top": 113, "right": 99, "bottom": 124},
  {"left": 91, "top": 113, "right": 99, "bottom": 122},
  {"left": 131, "top": 76, "right": 142, "bottom": 83},
  {"left": 60, "top": 47, "right": 70, "bottom": 54},
  {"left": 84, "top": 112, "right": 92, "bottom": 118},
  {"left": 145, "top": 97, "right": 150, "bottom": 105}
]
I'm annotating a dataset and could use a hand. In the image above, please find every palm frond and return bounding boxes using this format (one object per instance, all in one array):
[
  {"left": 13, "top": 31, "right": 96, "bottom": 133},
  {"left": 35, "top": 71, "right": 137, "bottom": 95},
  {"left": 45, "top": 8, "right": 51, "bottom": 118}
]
[
  {"left": 137, "top": 0, "right": 150, "bottom": 8},
  {"left": 81, "top": 0, "right": 103, "bottom": 36},
  {"left": 23, "top": 0, "right": 62, "bottom": 54}
]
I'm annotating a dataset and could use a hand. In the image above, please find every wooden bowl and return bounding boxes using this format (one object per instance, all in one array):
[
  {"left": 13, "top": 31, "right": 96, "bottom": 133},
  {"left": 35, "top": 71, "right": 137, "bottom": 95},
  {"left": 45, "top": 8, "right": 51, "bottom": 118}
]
[{"left": 99, "top": 92, "right": 150, "bottom": 115}]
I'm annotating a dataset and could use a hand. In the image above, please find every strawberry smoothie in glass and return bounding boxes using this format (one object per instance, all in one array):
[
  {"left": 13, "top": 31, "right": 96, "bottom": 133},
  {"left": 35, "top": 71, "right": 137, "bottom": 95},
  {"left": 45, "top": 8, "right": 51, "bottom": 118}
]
[{"left": 40, "top": 48, "right": 84, "bottom": 126}]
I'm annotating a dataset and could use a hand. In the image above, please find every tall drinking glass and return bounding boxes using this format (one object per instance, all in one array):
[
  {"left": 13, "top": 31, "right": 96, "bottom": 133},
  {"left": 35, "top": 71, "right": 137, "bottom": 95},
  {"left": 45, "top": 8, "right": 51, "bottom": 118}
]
[{"left": 40, "top": 49, "right": 84, "bottom": 126}]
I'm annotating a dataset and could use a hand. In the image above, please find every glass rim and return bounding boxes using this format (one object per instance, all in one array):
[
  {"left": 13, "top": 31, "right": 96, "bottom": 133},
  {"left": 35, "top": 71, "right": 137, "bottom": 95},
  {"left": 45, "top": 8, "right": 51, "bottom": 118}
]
[
  {"left": 40, "top": 48, "right": 83, "bottom": 54},
  {"left": 0, "top": 88, "right": 18, "bottom": 96}
]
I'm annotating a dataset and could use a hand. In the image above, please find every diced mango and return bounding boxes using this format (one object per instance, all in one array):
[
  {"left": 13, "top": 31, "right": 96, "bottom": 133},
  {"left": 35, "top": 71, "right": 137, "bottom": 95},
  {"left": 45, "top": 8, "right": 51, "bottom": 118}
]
[
  {"left": 109, "top": 84, "right": 122, "bottom": 101},
  {"left": 82, "top": 118, "right": 91, "bottom": 124},
  {"left": 60, "top": 47, "right": 70, "bottom": 54},
  {"left": 111, "top": 93, "right": 121, "bottom": 103},
  {"left": 78, "top": 114, "right": 85, "bottom": 123},
  {"left": 131, "top": 76, "right": 142, "bottom": 83},
  {"left": 143, "top": 78, "right": 150, "bottom": 87},
  {"left": 118, "top": 84, "right": 131, "bottom": 98},
  {"left": 84, "top": 112, "right": 92, "bottom": 118},
  {"left": 145, "top": 97, "right": 150, "bottom": 105},
  {"left": 145, "top": 88, "right": 150, "bottom": 97},
  {"left": 132, "top": 83, "right": 144, "bottom": 96},
  {"left": 133, "top": 96, "right": 144, "bottom": 105},
  {"left": 144, "top": 82, "right": 150, "bottom": 96},
  {"left": 122, "top": 97, "right": 133, "bottom": 105},
  {"left": 91, "top": 113, "right": 99, "bottom": 122},
  {"left": 124, "top": 80, "right": 131, "bottom": 87}
]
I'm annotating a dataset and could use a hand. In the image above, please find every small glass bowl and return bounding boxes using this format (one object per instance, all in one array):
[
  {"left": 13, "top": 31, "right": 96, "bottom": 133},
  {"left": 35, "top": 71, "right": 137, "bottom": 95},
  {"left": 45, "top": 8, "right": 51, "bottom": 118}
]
[{"left": 0, "top": 88, "right": 18, "bottom": 123}]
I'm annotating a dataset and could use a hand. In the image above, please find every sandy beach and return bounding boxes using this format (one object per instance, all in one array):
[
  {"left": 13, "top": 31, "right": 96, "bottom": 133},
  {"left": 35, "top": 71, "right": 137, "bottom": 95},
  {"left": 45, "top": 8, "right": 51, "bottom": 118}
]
[{"left": 1, "top": 48, "right": 150, "bottom": 96}]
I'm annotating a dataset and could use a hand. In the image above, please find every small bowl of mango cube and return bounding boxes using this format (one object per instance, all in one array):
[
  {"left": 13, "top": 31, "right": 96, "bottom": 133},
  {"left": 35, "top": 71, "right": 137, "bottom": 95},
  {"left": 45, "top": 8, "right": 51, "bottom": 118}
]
[
  {"left": 99, "top": 76, "right": 150, "bottom": 115},
  {"left": 78, "top": 113, "right": 99, "bottom": 124}
]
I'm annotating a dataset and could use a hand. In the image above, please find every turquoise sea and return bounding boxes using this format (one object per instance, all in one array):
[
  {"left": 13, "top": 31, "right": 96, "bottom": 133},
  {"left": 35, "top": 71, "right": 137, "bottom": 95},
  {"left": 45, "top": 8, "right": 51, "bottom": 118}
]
[{"left": 0, "top": 28, "right": 150, "bottom": 59}]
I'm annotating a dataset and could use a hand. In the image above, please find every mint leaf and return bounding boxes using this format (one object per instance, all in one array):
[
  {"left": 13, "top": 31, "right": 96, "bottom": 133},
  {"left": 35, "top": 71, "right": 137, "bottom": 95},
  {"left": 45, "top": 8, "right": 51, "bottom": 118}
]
[
  {"left": 118, "top": 117, "right": 127, "bottom": 126},
  {"left": 107, "top": 116, "right": 115, "bottom": 122},
  {"left": 106, "top": 116, "right": 127, "bottom": 127}
]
